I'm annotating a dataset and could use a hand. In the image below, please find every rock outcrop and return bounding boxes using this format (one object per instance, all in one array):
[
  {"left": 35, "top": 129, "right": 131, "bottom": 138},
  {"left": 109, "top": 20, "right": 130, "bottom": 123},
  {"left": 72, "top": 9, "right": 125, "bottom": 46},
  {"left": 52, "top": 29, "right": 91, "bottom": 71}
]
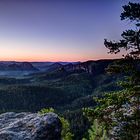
[{"left": 0, "top": 112, "right": 62, "bottom": 140}]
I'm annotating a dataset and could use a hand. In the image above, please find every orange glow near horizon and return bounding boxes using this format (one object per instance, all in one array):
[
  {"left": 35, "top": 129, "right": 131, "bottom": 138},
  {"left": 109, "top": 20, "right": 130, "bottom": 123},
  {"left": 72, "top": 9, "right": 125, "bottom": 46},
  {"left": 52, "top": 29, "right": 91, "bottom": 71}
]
[
  {"left": 0, "top": 54, "right": 122, "bottom": 62},
  {"left": 0, "top": 50, "right": 123, "bottom": 62},
  {"left": 0, "top": 38, "right": 123, "bottom": 62},
  {"left": 0, "top": 0, "right": 129, "bottom": 62}
]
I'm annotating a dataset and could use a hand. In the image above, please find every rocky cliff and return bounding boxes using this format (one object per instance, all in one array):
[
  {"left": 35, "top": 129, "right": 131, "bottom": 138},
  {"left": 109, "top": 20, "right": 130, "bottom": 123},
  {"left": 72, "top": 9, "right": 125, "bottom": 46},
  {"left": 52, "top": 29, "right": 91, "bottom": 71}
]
[{"left": 0, "top": 112, "right": 62, "bottom": 140}]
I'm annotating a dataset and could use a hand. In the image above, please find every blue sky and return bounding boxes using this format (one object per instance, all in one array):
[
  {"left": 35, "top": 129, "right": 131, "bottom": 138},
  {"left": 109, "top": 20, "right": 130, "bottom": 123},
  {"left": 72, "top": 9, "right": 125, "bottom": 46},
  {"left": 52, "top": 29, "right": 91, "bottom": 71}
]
[{"left": 0, "top": 0, "right": 139, "bottom": 61}]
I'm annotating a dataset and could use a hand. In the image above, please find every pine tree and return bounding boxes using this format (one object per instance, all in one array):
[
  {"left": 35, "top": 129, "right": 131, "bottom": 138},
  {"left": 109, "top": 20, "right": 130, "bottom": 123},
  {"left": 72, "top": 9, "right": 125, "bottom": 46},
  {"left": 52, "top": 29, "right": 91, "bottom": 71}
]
[
  {"left": 86, "top": 119, "right": 109, "bottom": 140},
  {"left": 83, "top": 2, "right": 140, "bottom": 140}
]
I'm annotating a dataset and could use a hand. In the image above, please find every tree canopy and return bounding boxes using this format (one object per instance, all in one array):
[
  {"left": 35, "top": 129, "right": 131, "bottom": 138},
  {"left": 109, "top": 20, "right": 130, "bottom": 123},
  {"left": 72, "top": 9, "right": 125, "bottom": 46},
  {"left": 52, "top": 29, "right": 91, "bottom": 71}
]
[{"left": 84, "top": 2, "right": 140, "bottom": 140}]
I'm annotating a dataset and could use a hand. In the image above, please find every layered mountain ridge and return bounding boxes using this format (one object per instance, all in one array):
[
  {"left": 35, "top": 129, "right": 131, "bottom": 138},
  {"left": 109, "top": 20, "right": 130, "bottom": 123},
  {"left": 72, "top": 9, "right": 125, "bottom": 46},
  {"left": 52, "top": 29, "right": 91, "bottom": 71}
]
[{"left": 0, "top": 62, "right": 38, "bottom": 71}]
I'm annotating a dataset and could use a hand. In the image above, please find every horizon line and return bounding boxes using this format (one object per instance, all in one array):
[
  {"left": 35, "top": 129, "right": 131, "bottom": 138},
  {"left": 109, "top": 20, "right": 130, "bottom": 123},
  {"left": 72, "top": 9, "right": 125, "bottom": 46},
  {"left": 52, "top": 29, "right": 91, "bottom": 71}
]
[{"left": 0, "top": 58, "right": 121, "bottom": 63}]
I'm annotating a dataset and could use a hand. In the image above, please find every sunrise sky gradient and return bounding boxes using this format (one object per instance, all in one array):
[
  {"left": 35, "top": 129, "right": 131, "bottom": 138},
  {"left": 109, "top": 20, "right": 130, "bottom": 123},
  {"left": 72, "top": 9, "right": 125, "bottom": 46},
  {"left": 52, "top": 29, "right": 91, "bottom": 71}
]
[{"left": 0, "top": 0, "right": 139, "bottom": 62}]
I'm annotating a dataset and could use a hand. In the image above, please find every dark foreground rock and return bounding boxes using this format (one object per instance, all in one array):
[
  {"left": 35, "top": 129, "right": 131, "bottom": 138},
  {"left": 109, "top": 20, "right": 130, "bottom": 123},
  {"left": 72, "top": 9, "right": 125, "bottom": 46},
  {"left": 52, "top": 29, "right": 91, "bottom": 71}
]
[{"left": 0, "top": 112, "right": 62, "bottom": 140}]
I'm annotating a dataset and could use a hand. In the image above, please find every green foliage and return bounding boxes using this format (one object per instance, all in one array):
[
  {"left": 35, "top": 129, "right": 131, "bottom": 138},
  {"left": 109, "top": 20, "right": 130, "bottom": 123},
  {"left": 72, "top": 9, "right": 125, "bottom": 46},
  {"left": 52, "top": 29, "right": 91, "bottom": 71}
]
[
  {"left": 39, "top": 108, "right": 74, "bottom": 140},
  {"left": 84, "top": 2, "right": 140, "bottom": 140},
  {"left": 63, "top": 110, "right": 90, "bottom": 140},
  {"left": 38, "top": 107, "right": 55, "bottom": 114},
  {"left": 60, "top": 117, "right": 74, "bottom": 140},
  {"left": 83, "top": 119, "right": 109, "bottom": 140},
  {"left": 0, "top": 67, "right": 119, "bottom": 139},
  {"left": 104, "top": 2, "right": 140, "bottom": 139}
]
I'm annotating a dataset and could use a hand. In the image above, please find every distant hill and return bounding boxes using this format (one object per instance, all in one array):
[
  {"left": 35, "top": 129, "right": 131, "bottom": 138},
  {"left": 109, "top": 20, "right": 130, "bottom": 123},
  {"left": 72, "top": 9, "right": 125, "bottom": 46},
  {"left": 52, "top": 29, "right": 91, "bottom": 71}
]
[
  {"left": 46, "top": 63, "right": 63, "bottom": 72},
  {"left": 0, "top": 59, "right": 136, "bottom": 140},
  {"left": 31, "top": 61, "right": 80, "bottom": 71},
  {"left": 0, "top": 62, "right": 38, "bottom": 71},
  {"left": 31, "top": 62, "right": 54, "bottom": 70},
  {"left": 0, "top": 59, "right": 117, "bottom": 74},
  {"left": 50, "top": 59, "right": 116, "bottom": 75},
  {"left": 30, "top": 59, "right": 115, "bottom": 74}
]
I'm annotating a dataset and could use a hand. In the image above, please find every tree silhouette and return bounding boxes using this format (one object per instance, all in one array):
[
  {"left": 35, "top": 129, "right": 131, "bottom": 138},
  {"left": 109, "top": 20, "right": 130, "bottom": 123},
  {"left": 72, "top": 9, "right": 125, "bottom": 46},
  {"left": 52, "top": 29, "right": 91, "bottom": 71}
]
[
  {"left": 104, "top": 2, "right": 140, "bottom": 139},
  {"left": 105, "top": 2, "right": 140, "bottom": 58},
  {"left": 84, "top": 2, "right": 140, "bottom": 140}
]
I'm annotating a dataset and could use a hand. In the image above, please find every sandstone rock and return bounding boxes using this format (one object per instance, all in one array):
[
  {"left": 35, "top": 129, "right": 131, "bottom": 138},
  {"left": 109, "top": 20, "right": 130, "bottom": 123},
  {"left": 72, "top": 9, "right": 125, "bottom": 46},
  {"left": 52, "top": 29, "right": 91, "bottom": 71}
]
[{"left": 0, "top": 112, "right": 62, "bottom": 140}]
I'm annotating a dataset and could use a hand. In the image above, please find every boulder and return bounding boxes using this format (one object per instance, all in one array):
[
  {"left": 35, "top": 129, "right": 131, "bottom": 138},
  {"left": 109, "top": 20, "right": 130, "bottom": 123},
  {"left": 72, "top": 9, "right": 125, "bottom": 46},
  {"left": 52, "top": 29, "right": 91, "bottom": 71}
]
[{"left": 0, "top": 112, "right": 62, "bottom": 140}]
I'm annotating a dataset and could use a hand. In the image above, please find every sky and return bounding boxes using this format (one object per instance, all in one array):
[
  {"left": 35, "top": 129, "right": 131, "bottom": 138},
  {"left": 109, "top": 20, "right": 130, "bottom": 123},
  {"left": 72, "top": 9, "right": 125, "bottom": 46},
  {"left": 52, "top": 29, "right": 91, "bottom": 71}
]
[{"left": 0, "top": 0, "right": 139, "bottom": 62}]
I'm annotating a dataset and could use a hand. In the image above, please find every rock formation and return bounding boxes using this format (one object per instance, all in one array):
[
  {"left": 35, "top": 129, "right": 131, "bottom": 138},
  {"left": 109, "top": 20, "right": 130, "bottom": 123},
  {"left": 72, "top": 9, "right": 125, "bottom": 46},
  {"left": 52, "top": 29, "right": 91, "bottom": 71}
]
[{"left": 0, "top": 112, "right": 62, "bottom": 140}]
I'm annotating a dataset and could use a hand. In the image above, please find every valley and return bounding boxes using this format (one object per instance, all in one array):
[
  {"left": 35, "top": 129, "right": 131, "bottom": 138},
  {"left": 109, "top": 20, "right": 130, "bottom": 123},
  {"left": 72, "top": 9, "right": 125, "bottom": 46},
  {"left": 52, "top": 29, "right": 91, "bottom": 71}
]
[{"left": 0, "top": 60, "right": 121, "bottom": 139}]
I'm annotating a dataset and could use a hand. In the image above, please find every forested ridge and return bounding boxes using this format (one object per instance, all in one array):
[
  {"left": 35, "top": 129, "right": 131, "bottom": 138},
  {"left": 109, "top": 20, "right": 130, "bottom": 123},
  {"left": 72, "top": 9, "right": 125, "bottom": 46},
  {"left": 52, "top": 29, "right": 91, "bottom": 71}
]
[
  {"left": 0, "top": 60, "right": 120, "bottom": 139},
  {"left": 0, "top": 1, "right": 140, "bottom": 140}
]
